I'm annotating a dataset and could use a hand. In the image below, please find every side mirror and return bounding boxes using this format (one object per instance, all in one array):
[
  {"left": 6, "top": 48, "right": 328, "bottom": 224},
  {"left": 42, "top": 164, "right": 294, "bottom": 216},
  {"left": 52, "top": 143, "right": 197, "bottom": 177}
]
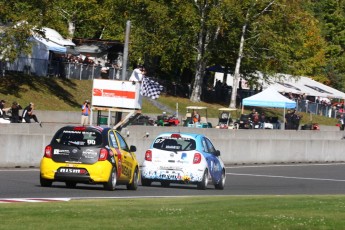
[
  {"left": 214, "top": 150, "right": 221, "bottom": 157},
  {"left": 130, "top": 145, "right": 137, "bottom": 152}
]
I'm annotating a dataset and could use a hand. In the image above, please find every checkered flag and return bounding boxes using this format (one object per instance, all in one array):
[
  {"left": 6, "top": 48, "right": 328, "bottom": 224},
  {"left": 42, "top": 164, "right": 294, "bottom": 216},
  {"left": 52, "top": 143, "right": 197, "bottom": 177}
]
[{"left": 140, "top": 77, "right": 164, "bottom": 99}]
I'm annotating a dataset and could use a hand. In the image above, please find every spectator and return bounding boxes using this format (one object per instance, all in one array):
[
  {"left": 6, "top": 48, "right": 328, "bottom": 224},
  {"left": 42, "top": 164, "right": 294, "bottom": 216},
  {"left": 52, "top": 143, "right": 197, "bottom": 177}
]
[
  {"left": 22, "top": 102, "right": 41, "bottom": 126},
  {"left": 102, "top": 60, "right": 113, "bottom": 79},
  {"left": 192, "top": 110, "right": 200, "bottom": 124},
  {"left": 259, "top": 112, "right": 266, "bottom": 129},
  {"left": 339, "top": 114, "right": 345, "bottom": 130},
  {"left": 285, "top": 109, "right": 292, "bottom": 130},
  {"left": 291, "top": 109, "right": 302, "bottom": 130},
  {"left": 9, "top": 101, "right": 22, "bottom": 123},
  {"left": 0, "top": 100, "right": 9, "bottom": 118},
  {"left": 252, "top": 111, "right": 260, "bottom": 128},
  {"left": 129, "top": 65, "right": 145, "bottom": 82},
  {"left": 0, "top": 100, "right": 11, "bottom": 124},
  {"left": 81, "top": 100, "right": 91, "bottom": 126},
  {"left": 249, "top": 108, "right": 256, "bottom": 120}
]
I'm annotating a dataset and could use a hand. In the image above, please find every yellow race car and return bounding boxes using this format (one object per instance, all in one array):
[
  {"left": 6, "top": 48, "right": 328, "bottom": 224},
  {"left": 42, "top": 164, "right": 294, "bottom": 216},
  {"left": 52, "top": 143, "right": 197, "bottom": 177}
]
[{"left": 40, "top": 125, "right": 140, "bottom": 190}]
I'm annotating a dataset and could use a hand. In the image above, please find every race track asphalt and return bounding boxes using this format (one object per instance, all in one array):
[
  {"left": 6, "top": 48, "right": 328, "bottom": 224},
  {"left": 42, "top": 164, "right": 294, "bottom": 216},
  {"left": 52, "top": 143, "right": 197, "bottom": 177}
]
[{"left": 1, "top": 163, "right": 345, "bottom": 200}]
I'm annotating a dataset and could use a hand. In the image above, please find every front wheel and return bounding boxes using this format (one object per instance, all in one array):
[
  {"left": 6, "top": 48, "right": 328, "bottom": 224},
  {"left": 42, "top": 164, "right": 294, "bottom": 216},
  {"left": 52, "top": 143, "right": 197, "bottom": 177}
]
[
  {"left": 215, "top": 170, "right": 226, "bottom": 190},
  {"left": 127, "top": 168, "right": 139, "bottom": 190},
  {"left": 40, "top": 175, "right": 52, "bottom": 187},
  {"left": 197, "top": 169, "right": 208, "bottom": 190},
  {"left": 104, "top": 167, "right": 117, "bottom": 191}
]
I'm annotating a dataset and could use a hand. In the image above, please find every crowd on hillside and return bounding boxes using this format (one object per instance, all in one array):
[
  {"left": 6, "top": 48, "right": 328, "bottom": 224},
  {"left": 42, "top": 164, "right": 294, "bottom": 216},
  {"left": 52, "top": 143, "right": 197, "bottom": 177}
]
[
  {"left": 49, "top": 53, "right": 122, "bottom": 79},
  {"left": 281, "top": 91, "right": 344, "bottom": 119}
]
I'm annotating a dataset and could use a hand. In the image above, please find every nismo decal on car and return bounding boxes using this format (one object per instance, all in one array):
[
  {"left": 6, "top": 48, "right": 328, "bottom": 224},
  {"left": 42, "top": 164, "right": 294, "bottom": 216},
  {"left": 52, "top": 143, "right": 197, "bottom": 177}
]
[{"left": 58, "top": 168, "right": 87, "bottom": 174}]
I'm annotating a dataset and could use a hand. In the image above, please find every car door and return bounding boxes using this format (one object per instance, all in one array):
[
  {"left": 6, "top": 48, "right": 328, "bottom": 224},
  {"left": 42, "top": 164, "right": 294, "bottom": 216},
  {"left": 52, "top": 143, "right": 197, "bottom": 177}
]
[
  {"left": 201, "top": 137, "right": 223, "bottom": 182},
  {"left": 108, "top": 130, "right": 126, "bottom": 181},
  {"left": 114, "top": 131, "right": 135, "bottom": 183}
]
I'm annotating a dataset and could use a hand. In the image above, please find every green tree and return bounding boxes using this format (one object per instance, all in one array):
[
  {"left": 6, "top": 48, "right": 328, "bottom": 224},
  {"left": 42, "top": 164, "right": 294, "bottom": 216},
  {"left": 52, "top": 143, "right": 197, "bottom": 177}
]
[
  {"left": 309, "top": 0, "right": 345, "bottom": 91},
  {"left": 0, "top": 0, "right": 50, "bottom": 61},
  {"left": 213, "top": 0, "right": 327, "bottom": 108}
]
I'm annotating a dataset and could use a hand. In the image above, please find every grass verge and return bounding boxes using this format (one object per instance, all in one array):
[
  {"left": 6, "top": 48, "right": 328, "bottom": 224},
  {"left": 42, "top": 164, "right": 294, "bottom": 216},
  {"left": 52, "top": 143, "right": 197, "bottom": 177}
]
[{"left": 1, "top": 196, "right": 345, "bottom": 229}]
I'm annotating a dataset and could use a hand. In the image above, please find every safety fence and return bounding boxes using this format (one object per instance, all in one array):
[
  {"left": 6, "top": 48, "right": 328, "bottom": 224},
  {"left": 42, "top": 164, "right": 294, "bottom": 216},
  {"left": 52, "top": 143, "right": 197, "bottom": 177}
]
[{"left": 0, "top": 58, "right": 123, "bottom": 80}]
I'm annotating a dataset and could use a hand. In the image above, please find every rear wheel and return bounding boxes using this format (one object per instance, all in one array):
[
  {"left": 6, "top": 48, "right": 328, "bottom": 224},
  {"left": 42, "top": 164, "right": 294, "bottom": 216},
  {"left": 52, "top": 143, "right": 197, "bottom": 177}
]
[
  {"left": 40, "top": 175, "right": 53, "bottom": 187},
  {"left": 127, "top": 168, "right": 139, "bottom": 190},
  {"left": 215, "top": 170, "right": 226, "bottom": 190},
  {"left": 104, "top": 167, "right": 117, "bottom": 191},
  {"left": 65, "top": 182, "right": 77, "bottom": 188},
  {"left": 141, "top": 177, "right": 152, "bottom": 186},
  {"left": 197, "top": 169, "right": 208, "bottom": 190}
]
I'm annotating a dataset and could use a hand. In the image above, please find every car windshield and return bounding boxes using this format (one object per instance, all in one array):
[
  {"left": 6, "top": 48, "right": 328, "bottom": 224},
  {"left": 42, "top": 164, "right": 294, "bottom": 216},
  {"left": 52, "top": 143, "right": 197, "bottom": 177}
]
[
  {"left": 52, "top": 128, "right": 102, "bottom": 147},
  {"left": 153, "top": 136, "right": 196, "bottom": 151}
]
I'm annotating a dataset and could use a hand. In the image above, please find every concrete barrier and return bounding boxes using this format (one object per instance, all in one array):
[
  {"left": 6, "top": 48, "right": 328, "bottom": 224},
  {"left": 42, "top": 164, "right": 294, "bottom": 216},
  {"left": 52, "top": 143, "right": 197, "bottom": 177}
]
[
  {"left": 1, "top": 122, "right": 344, "bottom": 168},
  {"left": 123, "top": 126, "right": 345, "bottom": 165},
  {"left": 0, "top": 110, "right": 343, "bottom": 168}
]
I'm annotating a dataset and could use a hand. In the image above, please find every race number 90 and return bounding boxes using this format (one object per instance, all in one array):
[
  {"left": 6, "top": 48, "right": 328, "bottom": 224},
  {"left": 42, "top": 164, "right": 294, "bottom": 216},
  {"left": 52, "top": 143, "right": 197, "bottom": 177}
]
[{"left": 87, "top": 139, "right": 96, "bottom": 145}]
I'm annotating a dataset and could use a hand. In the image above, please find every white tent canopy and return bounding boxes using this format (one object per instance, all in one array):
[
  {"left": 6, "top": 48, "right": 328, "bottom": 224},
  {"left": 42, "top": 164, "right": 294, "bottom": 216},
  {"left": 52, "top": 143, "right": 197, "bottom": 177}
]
[
  {"left": 42, "top": 27, "right": 75, "bottom": 47},
  {"left": 214, "top": 72, "right": 345, "bottom": 99},
  {"left": 267, "top": 73, "right": 345, "bottom": 99},
  {"left": 243, "top": 87, "right": 296, "bottom": 108}
]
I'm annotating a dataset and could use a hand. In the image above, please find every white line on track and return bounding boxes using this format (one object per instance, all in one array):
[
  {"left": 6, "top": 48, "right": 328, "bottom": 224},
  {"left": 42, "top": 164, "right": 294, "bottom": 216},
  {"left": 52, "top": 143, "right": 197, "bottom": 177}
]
[
  {"left": 225, "top": 162, "right": 345, "bottom": 169},
  {"left": 0, "top": 198, "right": 71, "bottom": 203},
  {"left": 0, "top": 168, "right": 39, "bottom": 172},
  {"left": 227, "top": 173, "right": 345, "bottom": 182}
]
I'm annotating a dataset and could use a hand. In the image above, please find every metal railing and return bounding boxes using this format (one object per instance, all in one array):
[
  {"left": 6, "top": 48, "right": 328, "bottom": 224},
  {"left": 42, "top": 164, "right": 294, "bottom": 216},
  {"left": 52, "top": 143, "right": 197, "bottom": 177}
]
[{"left": 0, "top": 58, "right": 124, "bottom": 80}]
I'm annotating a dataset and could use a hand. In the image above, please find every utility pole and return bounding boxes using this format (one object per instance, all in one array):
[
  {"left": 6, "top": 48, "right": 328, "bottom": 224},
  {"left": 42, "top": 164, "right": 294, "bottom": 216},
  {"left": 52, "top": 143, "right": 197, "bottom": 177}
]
[
  {"left": 116, "top": 21, "right": 131, "bottom": 127},
  {"left": 121, "top": 20, "right": 130, "bottom": 80}
]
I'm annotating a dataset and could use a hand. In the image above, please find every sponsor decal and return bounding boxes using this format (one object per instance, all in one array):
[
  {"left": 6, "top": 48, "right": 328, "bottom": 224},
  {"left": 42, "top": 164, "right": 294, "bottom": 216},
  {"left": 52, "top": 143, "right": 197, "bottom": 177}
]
[
  {"left": 53, "top": 149, "right": 70, "bottom": 155},
  {"left": 122, "top": 159, "right": 133, "bottom": 168},
  {"left": 82, "top": 149, "right": 97, "bottom": 158},
  {"left": 115, "top": 149, "right": 122, "bottom": 177},
  {"left": 93, "top": 88, "right": 136, "bottom": 99},
  {"left": 159, "top": 166, "right": 183, "bottom": 170},
  {"left": 214, "top": 162, "right": 221, "bottom": 172},
  {"left": 93, "top": 88, "right": 102, "bottom": 96},
  {"left": 122, "top": 165, "right": 131, "bottom": 178},
  {"left": 59, "top": 168, "right": 86, "bottom": 174},
  {"left": 210, "top": 160, "right": 221, "bottom": 172},
  {"left": 166, "top": 145, "right": 181, "bottom": 150},
  {"left": 62, "top": 130, "right": 96, "bottom": 135},
  {"left": 142, "top": 170, "right": 203, "bottom": 181}
]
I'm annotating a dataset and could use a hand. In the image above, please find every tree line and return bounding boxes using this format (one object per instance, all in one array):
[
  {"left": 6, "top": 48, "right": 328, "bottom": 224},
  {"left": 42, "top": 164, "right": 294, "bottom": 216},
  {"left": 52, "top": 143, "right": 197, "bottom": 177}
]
[{"left": 0, "top": 0, "right": 344, "bottom": 106}]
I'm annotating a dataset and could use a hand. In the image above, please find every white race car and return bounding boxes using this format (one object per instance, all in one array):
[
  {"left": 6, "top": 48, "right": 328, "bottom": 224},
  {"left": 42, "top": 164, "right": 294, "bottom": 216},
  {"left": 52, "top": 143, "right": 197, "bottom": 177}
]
[{"left": 141, "top": 132, "right": 226, "bottom": 190}]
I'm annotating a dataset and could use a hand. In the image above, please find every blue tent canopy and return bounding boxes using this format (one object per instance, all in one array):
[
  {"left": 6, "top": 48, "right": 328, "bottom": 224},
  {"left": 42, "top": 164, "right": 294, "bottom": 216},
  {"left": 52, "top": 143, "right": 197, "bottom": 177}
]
[{"left": 243, "top": 87, "right": 296, "bottom": 109}]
